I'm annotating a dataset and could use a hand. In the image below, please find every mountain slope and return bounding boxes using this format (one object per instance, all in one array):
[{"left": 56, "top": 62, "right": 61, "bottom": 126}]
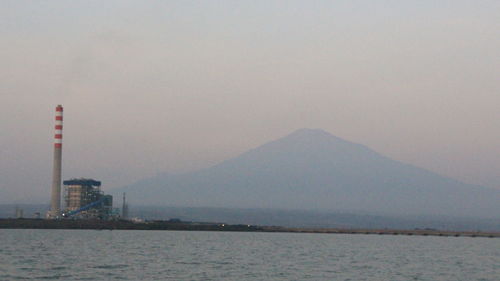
[{"left": 113, "top": 129, "right": 500, "bottom": 218}]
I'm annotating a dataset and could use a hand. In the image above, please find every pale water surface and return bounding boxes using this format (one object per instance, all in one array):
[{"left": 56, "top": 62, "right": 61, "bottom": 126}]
[{"left": 0, "top": 229, "right": 498, "bottom": 280}]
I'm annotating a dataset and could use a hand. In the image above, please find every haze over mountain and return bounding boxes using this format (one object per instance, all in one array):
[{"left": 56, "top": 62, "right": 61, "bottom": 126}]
[{"left": 114, "top": 129, "right": 500, "bottom": 219}]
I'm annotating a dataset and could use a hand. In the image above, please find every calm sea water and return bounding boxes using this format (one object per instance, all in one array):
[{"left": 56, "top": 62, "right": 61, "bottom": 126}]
[{"left": 0, "top": 229, "right": 498, "bottom": 280}]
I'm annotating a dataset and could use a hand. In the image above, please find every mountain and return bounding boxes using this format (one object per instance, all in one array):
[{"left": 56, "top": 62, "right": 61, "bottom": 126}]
[{"left": 113, "top": 129, "right": 500, "bottom": 219}]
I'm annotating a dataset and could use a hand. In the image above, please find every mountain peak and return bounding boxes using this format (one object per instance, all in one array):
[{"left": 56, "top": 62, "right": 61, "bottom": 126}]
[
  {"left": 287, "top": 128, "right": 338, "bottom": 139},
  {"left": 291, "top": 128, "right": 331, "bottom": 135},
  {"left": 116, "top": 129, "right": 500, "bottom": 218},
  {"left": 268, "top": 128, "right": 362, "bottom": 152}
]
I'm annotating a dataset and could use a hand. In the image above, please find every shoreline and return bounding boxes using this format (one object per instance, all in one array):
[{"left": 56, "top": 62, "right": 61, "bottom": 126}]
[{"left": 1, "top": 218, "right": 498, "bottom": 238}]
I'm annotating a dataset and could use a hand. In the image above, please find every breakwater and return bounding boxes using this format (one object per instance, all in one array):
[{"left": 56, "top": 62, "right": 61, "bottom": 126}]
[{"left": 1, "top": 219, "right": 498, "bottom": 238}]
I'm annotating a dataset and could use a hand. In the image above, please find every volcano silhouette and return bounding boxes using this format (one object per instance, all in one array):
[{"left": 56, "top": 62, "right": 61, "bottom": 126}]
[{"left": 115, "top": 129, "right": 500, "bottom": 218}]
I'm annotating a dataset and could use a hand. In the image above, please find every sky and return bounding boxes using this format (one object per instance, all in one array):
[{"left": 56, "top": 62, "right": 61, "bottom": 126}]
[{"left": 1, "top": 1, "right": 499, "bottom": 203}]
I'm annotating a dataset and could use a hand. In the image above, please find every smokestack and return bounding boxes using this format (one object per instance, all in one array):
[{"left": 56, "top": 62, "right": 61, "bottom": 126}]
[
  {"left": 122, "top": 192, "right": 129, "bottom": 220},
  {"left": 48, "top": 105, "right": 63, "bottom": 218}
]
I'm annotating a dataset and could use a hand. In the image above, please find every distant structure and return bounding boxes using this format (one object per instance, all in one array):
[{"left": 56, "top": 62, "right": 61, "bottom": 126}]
[
  {"left": 43, "top": 105, "right": 118, "bottom": 220},
  {"left": 15, "top": 206, "right": 24, "bottom": 219},
  {"left": 122, "top": 193, "right": 129, "bottom": 220},
  {"left": 62, "top": 178, "right": 113, "bottom": 219},
  {"left": 48, "top": 105, "right": 64, "bottom": 219}
]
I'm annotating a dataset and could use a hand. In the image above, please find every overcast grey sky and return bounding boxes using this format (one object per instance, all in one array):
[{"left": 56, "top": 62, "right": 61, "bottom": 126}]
[{"left": 1, "top": 1, "right": 499, "bottom": 203}]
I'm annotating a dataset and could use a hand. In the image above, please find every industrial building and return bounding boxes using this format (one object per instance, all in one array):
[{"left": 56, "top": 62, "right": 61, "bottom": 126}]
[
  {"left": 62, "top": 178, "right": 114, "bottom": 219},
  {"left": 44, "top": 105, "right": 118, "bottom": 220},
  {"left": 46, "top": 105, "right": 122, "bottom": 220}
]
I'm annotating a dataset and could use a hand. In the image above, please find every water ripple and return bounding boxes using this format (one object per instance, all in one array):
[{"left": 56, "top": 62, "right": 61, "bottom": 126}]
[{"left": 0, "top": 230, "right": 498, "bottom": 280}]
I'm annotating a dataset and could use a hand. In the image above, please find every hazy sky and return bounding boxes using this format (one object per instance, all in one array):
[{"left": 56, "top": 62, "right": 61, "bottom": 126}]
[{"left": 1, "top": 1, "right": 499, "bottom": 203}]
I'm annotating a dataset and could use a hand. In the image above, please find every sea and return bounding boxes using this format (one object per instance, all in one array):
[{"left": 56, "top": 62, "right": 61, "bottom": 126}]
[{"left": 0, "top": 229, "right": 498, "bottom": 280}]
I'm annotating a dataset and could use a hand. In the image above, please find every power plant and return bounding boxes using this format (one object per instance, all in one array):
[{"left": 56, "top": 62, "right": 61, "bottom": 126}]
[
  {"left": 62, "top": 179, "right": 114, "bottom": 219},
  {"left": 46, "top": 105, "right": 119, "bottom": 220}
]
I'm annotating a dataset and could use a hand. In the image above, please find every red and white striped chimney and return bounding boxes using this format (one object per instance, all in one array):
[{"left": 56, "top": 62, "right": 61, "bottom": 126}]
[
  {"left": 49, "top": 105, "right": 63, "bottom": 218},
  {"left": 54, "top": 105, "right": 63, "bottom": 148}
]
